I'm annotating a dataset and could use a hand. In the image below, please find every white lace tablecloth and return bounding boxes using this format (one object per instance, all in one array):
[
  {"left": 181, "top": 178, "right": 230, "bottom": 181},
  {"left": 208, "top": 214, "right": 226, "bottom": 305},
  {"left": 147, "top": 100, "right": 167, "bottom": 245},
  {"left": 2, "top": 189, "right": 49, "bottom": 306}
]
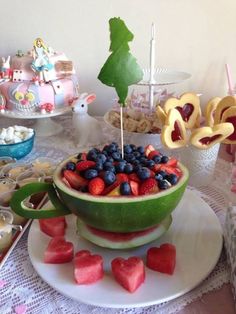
[{"left": 0, "top": 115, "right": 232, "bottom": 314}]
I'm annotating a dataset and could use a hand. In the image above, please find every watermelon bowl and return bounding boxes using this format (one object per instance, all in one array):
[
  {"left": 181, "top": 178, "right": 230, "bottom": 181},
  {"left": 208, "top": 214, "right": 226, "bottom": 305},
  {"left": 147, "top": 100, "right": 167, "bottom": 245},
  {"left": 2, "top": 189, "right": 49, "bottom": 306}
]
[{"left": 10, "top": 150, "right": 189, "bottom": 249}]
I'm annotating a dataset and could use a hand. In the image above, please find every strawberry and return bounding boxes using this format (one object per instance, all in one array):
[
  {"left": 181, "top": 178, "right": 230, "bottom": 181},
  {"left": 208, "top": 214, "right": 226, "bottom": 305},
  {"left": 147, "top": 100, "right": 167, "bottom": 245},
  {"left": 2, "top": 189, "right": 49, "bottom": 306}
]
[
  {"left": 166, "top": 157, "right": 178, "bottom": 167},
  {"left": 128, "top": 173, "right": 141, "bottom": 183},
  {"left": 152, "top": 164, "right": 162, "bottom": 173},
  {"left": 139, "top": 178, "right": 159, "bottom": 195},
  {"left": 76, "top": 160, "right": 96, "bottom": 172},
  {"left": 145, "top": 144, "right": 155, "bottom": 157},
  {"left": 130, "top": 180, "right": 139, "bottom": 196},
  {"left": 88, "top": 177, "right": 105, "bottom": 195},
  {"left": 148, "top": 150, "right": 160, "bottom": 160},
  {"left": 63, "top": 170, "right": 88, "bottom": 190},
  {"left": 160, "top": 165, "right": 182, "bottom": 177},
  {"left": 116, "top": 173, "right": 129, "bottom": 182}
]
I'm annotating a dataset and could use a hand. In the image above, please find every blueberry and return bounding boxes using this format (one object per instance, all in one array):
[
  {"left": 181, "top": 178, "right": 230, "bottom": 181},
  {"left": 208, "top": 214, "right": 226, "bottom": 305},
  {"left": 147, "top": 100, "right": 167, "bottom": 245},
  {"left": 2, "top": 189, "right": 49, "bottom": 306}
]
[
  {"left": 104, "top": 162, "right": 114, "bottom": 171},
  {"left": 115, "top": 161, "right": 126, "bottom": 173},
  {"left": 84, "top": 169, "right": 98, "bottom": 180},
  {"left": 124, "top": 144, "right": 133, "bottom": 154},
  {"left": 130, "top": 144, "right": 137, "bottom": 151},
  {"left": 157, "top": 170, "right": 167, "bottom": 178},
  {"left": 158, "top": 180, "right": 169, "bottom": 190},
  {"left": 153, "top": 155, "right": 162, "bottom": 164},
  {"left": 125, "top": 154, "right": 136, "bottom": 163},
  {"left": 124, "top": 163, "right": 133, "bottom": 174},
  {"left": 87, "top": 151, "right": 97, "bottom": 161},
  {"left": 145, "top": 160, "right": 155, "bottom": 168},
  {"left": 133, "top": 151, "right": 141, "bottom": 159},
  {"left": 106, "top": 157, "right": 114, "bottom": 163},
  {"left": 102, "top": 150, "right": 108, "bottom": 156},
  {"left": 134, "top": 165, "right": 142, "bottom": 172},
  {"left": 120, "top": 182, "right": 131, "bottom": 195},
  {"left": 166, "top": 173, "right": 178, "bottom": 185},
  {"left": 137, "top": 146, "right": 145, "bottom": 154},
  {"left": 96, "top": 153, "right": 107, "bottom": 164},
  {"left": 112, "top": 152, "right": 121, "bottom": 161},
  {"left": 65, "top": 161, "right": 76, "bottom": 171},
  {"left": 103, "top": 171, "right": 116, "bottom": 185},
  {"left": 155, "top": 173, "right": 163, "bottom": 181},
  {"left": 106, "top": 143, "right": 117, "bottom": 154},
  {"left": 94, "top": 161, "right": 103, "bottom": 171},
  {"left": 132, "top": 159, "right": 140, "bottom": 166},
  {"left": 137, "top": 167, "right": 150, "bottom": 180},
  {"left": 161, "top": 155, "right": 169, "bottom": 164},
  {"left": 139, "top": 156, "right": 148, "bottom": 164},
  {"left": 105, "top": 165, "right": 116, "bottom": 173}
]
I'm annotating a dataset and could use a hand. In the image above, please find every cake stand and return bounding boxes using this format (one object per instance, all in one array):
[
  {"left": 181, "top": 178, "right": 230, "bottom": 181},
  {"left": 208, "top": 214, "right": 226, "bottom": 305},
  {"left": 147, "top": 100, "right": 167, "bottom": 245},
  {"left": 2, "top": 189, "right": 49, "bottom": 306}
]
[
  {"left": 137, "top": 67, "right": 191, "bottom": 86},
  {"left": 0, "top": 107, "right": 71, "bottom": 137}
]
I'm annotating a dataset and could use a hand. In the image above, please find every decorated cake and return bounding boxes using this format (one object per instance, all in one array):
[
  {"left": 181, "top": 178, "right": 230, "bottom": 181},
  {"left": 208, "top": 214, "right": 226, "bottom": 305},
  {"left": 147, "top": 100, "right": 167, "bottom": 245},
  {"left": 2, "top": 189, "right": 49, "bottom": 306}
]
[{"left": 0, "top": 38, "right": 78, "bottom": 114}]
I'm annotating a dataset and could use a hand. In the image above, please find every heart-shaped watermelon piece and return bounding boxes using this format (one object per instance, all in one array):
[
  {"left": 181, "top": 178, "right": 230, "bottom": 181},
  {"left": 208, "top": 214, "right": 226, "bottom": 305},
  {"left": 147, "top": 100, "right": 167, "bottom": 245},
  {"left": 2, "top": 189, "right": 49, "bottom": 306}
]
[
  {"left": 39, "top": 216, "right": 67, "bottom": 237},
  {"left": 111, "top": 256, "right": 145, "bottom": 292},
  {"left": 74, "top": 250, "right": 104, "bottom": 284},
  {"left": 44, "top": 236, "right": 74, "bottom": 264},
  {"left": 146, "top": 243, "right": 176, "bottom": 275}
]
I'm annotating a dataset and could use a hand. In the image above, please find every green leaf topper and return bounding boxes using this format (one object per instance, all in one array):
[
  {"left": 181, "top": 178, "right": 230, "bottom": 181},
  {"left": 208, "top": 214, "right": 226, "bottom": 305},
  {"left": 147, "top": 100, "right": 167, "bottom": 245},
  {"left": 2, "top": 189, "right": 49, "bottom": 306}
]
[{"left": 98, "top": 17, "right": 143, "bottom": 106}]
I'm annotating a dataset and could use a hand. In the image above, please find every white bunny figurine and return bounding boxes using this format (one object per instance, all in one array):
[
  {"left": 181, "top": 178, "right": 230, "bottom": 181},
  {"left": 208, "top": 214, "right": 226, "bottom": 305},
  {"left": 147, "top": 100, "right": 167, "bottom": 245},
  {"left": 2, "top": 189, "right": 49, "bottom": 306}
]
[
  {"left": 72, "top": 93, "right": 103, "bottom": 147},
  {"left": 1, "top": 56, "right": 11, "bottom": 78}
]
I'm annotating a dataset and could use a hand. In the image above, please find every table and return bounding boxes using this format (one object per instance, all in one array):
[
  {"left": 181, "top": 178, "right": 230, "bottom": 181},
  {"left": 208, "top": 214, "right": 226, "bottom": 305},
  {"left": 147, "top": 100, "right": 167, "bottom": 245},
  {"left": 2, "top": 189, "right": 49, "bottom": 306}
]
[{"left": 0, "top": 114, "right": 235, "bottom": 314}]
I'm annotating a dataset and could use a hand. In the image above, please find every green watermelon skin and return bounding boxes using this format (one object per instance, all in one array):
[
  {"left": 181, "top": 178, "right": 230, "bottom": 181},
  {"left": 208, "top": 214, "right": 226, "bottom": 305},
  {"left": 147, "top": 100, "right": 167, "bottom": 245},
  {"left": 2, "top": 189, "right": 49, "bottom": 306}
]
[{"left": 54, "top": 162, "right": 188, "bottom": 233}]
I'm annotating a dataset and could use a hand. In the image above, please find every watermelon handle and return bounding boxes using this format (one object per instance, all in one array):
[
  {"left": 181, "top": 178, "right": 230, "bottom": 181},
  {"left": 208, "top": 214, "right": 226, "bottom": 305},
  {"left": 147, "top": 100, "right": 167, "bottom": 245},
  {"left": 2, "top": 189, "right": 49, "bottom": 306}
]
[{"left": 10, "top": 182, "right": 71, "bottom": 219}]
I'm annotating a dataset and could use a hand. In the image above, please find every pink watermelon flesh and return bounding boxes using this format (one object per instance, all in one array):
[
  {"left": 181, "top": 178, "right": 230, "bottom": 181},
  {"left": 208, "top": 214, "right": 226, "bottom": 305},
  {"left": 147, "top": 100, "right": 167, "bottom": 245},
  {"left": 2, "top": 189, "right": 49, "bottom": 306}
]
[
  {"left": 76, "top": 215, "right": 172, "bottom": 249},
  {"left": 74, "top": 250, "right": 104, "bottom": 284},
  {"left": 111, "top": 256, "right": 145, "bottom": 293},
  {"left": 146, "top": 243, "right": 176, "bottom": 275}
]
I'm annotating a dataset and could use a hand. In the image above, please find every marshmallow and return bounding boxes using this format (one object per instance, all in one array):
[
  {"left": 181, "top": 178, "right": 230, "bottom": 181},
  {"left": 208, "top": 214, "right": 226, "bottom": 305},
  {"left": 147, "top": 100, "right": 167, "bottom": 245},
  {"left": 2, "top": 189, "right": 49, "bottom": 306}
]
[{"left": 0, "top": 125, "right": 34, "bottom": 145}]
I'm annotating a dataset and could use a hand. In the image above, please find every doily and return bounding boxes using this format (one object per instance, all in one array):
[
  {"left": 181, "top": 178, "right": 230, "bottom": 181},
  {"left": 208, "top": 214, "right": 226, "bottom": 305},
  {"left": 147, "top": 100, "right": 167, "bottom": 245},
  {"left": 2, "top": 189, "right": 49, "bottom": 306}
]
[{"left": 0, "top": 115, "right": 232, "bottom": 314}]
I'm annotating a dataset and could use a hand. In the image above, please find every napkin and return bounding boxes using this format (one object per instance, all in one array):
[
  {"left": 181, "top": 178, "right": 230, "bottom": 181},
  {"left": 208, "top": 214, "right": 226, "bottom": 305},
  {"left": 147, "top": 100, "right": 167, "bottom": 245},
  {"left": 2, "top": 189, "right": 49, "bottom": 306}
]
[{"left": 224, "top": 204, "right": 236, "bottom": 301}]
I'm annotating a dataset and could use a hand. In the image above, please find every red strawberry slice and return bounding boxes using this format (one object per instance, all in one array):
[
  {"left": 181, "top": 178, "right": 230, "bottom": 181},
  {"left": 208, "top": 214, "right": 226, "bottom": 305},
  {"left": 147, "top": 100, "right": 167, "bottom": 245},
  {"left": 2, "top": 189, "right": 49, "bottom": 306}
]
[
  {"left": 130, "top": 180, "right": 139, "bottom": 196},
  {"left": 88, "top": 177, "right": 105, "bottom": 195},
  {"left": 166, "top": 157, "right": 178, "bottom": 167},
  {"left": 145, "top": 144, "right": 155, "bottom": 157},
  {"left": 63, "top": 170, "right": 88, "bottom": 190},
  {"left": 146, "top": 243, "right": 176, "bottom": 275},
  {"left": 128, "top": 173, "right": 141, "bottom": 183},
  {"left": 39, "top": 217, "right": 67, "bottom": 237},
  {"left": 148, "top": 150, "right": 160, "bottom": 160},
  {"left": 44, "top": 236, "right": 74, "bottom": 264},
  {"left": 76, "top": 160, "right": 96, "bottom": 172},
  {"left": 111, "top": 256, "right": 145, "bottom": 293},
  {"left": 74, "top": 250, "right": 104, "bottom": 284},
  {"left": 160, "top": 165, "right": 182, "bottom": 177},
  {"left": 139, "top": 178, "right": 159, "bottom": 195}
]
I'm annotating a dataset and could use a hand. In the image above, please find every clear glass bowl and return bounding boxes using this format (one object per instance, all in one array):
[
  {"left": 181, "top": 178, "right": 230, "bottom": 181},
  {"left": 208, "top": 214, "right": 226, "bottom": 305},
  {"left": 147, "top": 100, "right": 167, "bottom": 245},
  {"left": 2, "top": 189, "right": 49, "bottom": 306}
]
[{"left": 0, "top": 131, "right": 35, "bottom": 160}]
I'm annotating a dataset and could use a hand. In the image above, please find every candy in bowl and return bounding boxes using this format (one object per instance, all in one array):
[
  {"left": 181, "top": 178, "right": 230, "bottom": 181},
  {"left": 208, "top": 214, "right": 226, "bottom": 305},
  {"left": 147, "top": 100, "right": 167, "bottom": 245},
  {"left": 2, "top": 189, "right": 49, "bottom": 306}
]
[{"left": 10, "top": 143, "right": 189, "bottom": 249}]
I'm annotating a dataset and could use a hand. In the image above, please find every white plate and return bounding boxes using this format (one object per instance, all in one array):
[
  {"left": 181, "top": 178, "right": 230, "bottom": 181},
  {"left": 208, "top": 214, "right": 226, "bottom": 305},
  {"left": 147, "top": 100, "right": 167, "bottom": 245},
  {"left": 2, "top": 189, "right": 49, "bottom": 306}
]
[
  {"left": 28, "top": 189, "right": 223, "bottom": 308},
  {"left": 138, "top": 68, "right": 191, "bottom": 86},
  {"left": 0, "top": 106, "right": 70, "bottom": 119}
]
